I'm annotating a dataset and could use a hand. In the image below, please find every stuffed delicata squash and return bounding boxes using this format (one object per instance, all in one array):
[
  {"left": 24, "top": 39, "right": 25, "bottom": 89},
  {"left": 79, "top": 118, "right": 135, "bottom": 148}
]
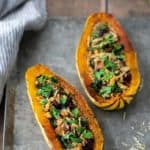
[
  {"left": 25, "top": 64, "right": 103, "bottom": 150},
  {"left": 76, "top": 13, "right": 140, "bottom": 110}
]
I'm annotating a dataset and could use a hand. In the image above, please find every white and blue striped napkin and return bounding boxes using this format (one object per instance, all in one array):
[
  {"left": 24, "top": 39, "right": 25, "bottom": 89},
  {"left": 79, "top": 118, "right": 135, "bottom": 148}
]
[{"left": 0, "top": 0, "right": 47, "bottom": 103}]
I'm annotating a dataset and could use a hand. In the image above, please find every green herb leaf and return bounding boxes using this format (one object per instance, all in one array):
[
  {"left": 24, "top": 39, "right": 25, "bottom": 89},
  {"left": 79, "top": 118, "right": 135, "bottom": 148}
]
[
  {"left": 103, "top": 71, "right": 114, "bottom": 81},
  {"left": 93, "top": 68, "right": 105, "bottom": 80},
  {"left": 99, "top": 85, "right": 114, "bottom": 98},
  {"left": 94, "top": 68, "right": 113, "bottom": 81},
  {"left": 63, "top": 132, "right": 82, "bottom": 143},
  {"left": 91, "top": 80, "right": 102, "bottom": 92},
  {"left": 113, "top": 43, "right": 124, "bottom": 55},
  {"left": 51, "top": 107, "right": 60, "bottom": 119},
  {"left": 76, "top": 127, "right": 85, "bottom": 135},
  {"left": 60, "top": 136, "right": 72, "bottom": 148},
  {"left": 104, "top": 33, "right": 116, "bottom": 44},
  {"left": 50, "top": 118, "right": 57, "bottom": 128},
  {"left": 112, "top": 83, "right": 122, "bottom": 93},
  {"left": 99, "top": 84, "right": 122, "bottom": 98},
  {"left": 37, "top": 84, "right": 53, "bottom": 98},
  {"left": 40, "top": 99, "right": 48, "bottom": 105},
  {"left": 65, "top": 118, "right": 78, "bottom": 125},
  {"left": 91, "top": 31, "right": 99, "bottom": 38},
  {"left": 60, "top": 95, "right": 67, "bottom": 105},
  {"left": 82, "top": 130, "right": 93, "bottom": 139},
  {"left": 116, "top": 54, "right": 125, "bottom": 60},
  {"left": 103, "top": 57, "right": 116, "bottom": 72},
  {"left": 37, "top": 75, "right": 48, "bottom": 84},
  {"left": 97, "top": 23, "right": 109, "bottom": 31},
  {"left": 71, "top": 108, "right": 79, "bottom": 118},
  {"left": 63, "top": 132, "right": 74, "bottom": 139},
  {"left": 70, "top": 136, "right": 82, "bottom": 143},
  {"left": 51, "top": 76, "right": 58, "bottom": 83}
]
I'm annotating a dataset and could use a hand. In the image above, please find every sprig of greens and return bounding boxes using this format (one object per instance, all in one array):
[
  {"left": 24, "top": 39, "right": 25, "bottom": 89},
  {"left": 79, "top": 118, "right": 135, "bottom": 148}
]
[
  {"left": 51, "top": 107, "right": 60, "bottom": 119},
  {"left": 94, "top": 68, "right": 113, "bottom": 81},
  {"left": 37, "top": 84, "right": 53, "bottom": 98},
  {"left": 60, "top": 95, "right": 67, "bottom": 105}
]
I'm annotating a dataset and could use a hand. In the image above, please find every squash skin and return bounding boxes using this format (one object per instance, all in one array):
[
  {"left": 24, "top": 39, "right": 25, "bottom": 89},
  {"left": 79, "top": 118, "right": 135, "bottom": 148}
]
[
  {"left": 25, "top": 64, "right": 104, "bottom": 150},
  {"left": 76, "top": 13, "right": 141, "bottom": 110}
]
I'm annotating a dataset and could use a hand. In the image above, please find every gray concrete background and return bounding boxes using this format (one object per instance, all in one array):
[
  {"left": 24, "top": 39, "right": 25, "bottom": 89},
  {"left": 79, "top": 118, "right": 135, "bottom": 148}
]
[{"left": 4, "top": 17, "right": 150, "bottom": 149}]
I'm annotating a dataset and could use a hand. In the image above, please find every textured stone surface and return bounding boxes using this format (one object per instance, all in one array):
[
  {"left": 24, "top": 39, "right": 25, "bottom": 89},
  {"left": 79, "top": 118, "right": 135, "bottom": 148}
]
[{"left": 4, "top": 17, "right": 150, "bottom": 149}]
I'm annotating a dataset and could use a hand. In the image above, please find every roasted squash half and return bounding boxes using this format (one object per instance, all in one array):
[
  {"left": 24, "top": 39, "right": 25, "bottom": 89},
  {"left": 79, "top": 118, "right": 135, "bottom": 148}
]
[
  {"left": 25, "top": 64, "right": 103, "bottom": 150},
  {"left": 76, "top": 13, "right": 140, "bottom": 110}
]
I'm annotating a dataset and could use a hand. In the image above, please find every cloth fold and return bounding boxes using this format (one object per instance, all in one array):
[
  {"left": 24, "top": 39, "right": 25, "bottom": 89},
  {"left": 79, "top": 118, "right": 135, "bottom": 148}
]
[{"left": 0, "top": 0, "right": 47, "bottom": 103}]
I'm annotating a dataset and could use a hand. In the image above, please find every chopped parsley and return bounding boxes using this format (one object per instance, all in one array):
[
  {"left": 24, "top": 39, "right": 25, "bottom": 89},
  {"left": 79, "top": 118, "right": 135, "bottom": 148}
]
[
  {"left": 60, "top": 95, "right": 67, "bottom": 105},
  {"left": 37, "top": 84, "right": 53, "bottom": 98},
  {"left": 82, "top": 130, "right": 93, "bottom": 139},
  {"left": 50, "top": 76, "right": 58, "bottom": 83},
  {"left": 94, "top": 68, "right": 113, "bottom": 81},
  {"left": 99, "top": 84, "right": 122, "bottom": 98},
  {"left": 51, "top": 107, "right": 60, "bottom": 119},
  {"left": 72, "top": 108, "right": 79, "bottom": 118},
  {"left": 103, "top": 57, "right": 116, "bottom": 72},
  {"left": 40, "top": 99, "right": 48, "bottom": 105}
]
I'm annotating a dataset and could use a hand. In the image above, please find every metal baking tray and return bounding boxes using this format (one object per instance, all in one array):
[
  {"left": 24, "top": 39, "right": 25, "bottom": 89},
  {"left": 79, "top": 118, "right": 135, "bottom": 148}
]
[{"left": 3, "top": 17, "right": 150, "bottom": 150}]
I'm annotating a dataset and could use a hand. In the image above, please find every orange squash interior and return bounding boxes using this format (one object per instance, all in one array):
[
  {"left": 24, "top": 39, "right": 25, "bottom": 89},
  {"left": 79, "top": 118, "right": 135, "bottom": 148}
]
[{"left": 76, "top": 13, "right": 140, "bottom": 110}]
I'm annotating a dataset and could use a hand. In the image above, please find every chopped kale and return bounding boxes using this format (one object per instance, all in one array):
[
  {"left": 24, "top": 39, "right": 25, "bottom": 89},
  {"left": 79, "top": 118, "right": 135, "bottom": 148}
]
[
  {"left": 94, "top": 68, "right": 113, "bottom": 81},
  {"left": 60, "top": 136, "right": 73, "bottom": 148},
  {"left": 82, "top": 130, "right": 93, "bottom": 139},
  {"left": 92, "top": 33, "right": 116, "bottom": 51},
  {"left": 93, "top": 68, "right": 105, "bottom": 79},
  {"left": 37, "top": 75, "right": 48, "bottom": 84},
  {"left": 104, "top": 33, "right": 116, "bottom": 44},
  {"left": 93, "top": 23, "right": 109, "bottom": 37},
  {"left": 103, "top": 71, "right": 113, "bottom": 81},
  {"left": 99, "top": 83, "right": 122, "bottom": 98},
  {"left": 116, "top": 54, "right": 125, "bottom": 60},
  {"left": 103, "top": 57, "right": 116, "bottom": 72},
  {"left": 36, "top": 75, "right": 49, "bottom": 87},
  {"left": 76, "top": 127, "right": 85, "bottom": 135},
  {"left": 37, "top": 84, "right": 53, "bottom": 98},
  {"left": 60, "top": 95, "right": 67, "bottom": 105},
  {"left": 51, "top": 107, "right": 60, "bottom": 119},
  {"left": 50, "top": 76, "right": 58, "bottom": 83},
  {"left": 63, "top": 132, "right": 82, "bottom": 143},
  {"left": 71, "top": 108, "right": 79, "bottom": 118},
  {"left": 40, "top": 99, "right": 48, "bottom": 105},
  {"left": 70, "top": 136, "right": 82, "bottom": 143},
  {"left": 99, "top": 85, "right": 114, "bottom": 98},
  {"left": 65, "top": 118, "right": 78, "bottom": 125},
  {"left": 113, "top": 83, "right": 122, "bottom": 93},
  {"left": 91, "top": 31, "right": 99, "bottom": 38},
  {"left": 49, "top": 118, "right": 57, "bottom": 128},
  {"left": 113, "top": 43, "right": 124, "bottom": 55},
  {"left": 91, "top": 80, "right": 102, "bottom": 92},
  {"left": 97, "top": 23, "right": 109, "bottom": 31}
]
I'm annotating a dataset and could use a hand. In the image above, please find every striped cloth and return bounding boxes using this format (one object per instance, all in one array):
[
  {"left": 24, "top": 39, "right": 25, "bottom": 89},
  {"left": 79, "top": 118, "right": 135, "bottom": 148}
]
[{"left": 0, "top": 0, "right": 47, "bottom": 103}]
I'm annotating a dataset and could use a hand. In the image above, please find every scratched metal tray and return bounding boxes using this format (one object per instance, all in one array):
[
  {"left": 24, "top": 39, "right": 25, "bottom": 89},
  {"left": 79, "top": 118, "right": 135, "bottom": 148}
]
[{"left": 3, "top": 17, "right": 150, "bottom": 150}]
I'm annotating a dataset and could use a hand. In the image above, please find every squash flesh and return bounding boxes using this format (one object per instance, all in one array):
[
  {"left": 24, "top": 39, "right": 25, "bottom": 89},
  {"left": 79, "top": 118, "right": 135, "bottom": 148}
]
[
  {"left": 76, "top": 13, "right": 140, "bottom": 110},
  {"left": 25, "top": 64, "right": 104, "bottom": 149}
]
